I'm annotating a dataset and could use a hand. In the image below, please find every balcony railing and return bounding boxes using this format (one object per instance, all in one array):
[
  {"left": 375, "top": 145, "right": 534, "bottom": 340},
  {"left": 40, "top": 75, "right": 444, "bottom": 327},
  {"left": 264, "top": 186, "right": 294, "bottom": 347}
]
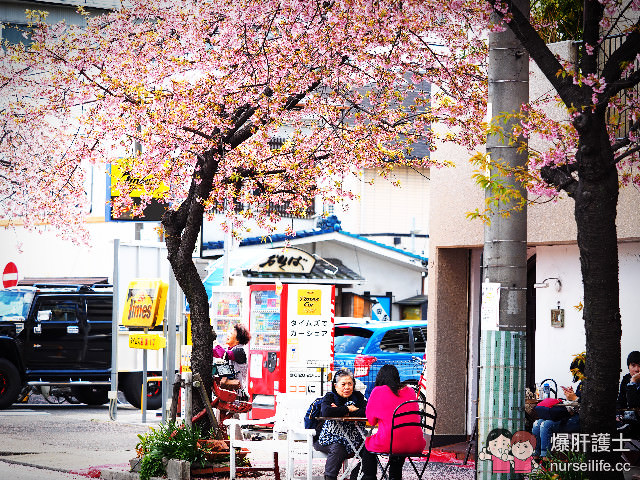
[{"left": 599, "top": 34, "right": 639, "bottom": 140}]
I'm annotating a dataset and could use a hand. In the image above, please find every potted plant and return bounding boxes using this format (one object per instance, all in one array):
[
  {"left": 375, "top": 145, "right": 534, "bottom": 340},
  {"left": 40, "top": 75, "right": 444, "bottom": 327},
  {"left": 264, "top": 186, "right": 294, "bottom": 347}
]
[{"left": 135, "top": 421, "right": 207, "bottom": 480}]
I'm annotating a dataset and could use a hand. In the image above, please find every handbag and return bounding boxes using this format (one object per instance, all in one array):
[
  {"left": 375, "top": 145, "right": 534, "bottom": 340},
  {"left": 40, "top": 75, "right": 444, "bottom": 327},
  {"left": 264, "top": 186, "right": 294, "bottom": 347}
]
[{"left": 212, "top": 353, "right": 237, "bottom": 379}]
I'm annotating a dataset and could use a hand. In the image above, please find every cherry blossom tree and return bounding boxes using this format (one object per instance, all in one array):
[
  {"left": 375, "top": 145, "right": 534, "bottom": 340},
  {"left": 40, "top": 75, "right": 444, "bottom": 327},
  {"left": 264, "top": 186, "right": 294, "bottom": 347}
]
[
  {"left": 477, "top": 0, "right": 639, "bottom": 469},
  {"left": 2, "top": 0, "right": 638, "bottom": 451},
  {"left": 0, "top": 1, "right": 489, "bottom": 425}
]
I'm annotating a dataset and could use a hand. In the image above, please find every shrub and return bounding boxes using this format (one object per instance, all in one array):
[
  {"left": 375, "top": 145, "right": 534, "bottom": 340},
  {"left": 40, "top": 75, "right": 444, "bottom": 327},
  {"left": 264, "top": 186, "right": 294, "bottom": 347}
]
[{"left": 135, "top": 421, "right": 207, "bottom": 480}]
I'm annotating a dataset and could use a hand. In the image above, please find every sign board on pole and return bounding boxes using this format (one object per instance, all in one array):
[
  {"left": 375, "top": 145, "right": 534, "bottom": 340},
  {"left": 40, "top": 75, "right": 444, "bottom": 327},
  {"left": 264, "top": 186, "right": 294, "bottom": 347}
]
[
  {"left": 129, "top": 334, "right": 167, "bottom": 350},
  {"left": 122, "top": 279, "right": 169, "bottom": 327},
  {"left": 481, "top": 282, "right": 501, "bottom": 331},
  {"left": 2, "top": 262, "right": 18, "bottom": 288}
]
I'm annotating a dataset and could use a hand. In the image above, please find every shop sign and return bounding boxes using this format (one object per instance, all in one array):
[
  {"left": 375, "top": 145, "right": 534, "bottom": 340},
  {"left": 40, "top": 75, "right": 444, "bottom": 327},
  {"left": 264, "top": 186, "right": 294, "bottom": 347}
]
[
  {"left": 122, "top": 279, "right": 168, "bottom": 327},
  {"left": 254, "top": 248, "right": 316, "bottom": 274},
  {"left": 297, "top": 289, "right": 322, "bottom": 316},
  {"left": 129, "top": 333, "right": 166, "bottom": 350}
]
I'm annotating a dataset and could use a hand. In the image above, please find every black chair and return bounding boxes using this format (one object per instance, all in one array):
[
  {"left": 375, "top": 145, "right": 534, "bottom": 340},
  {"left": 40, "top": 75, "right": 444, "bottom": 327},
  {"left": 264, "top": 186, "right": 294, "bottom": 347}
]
[{"left": 376, "top": 398, "right": 437, "bottom": 480}]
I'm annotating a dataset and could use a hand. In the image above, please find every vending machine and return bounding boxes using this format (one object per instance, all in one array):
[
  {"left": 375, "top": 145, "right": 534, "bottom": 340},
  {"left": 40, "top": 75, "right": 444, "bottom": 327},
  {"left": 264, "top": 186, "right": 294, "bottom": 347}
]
[
  {"left": 247, "top": 283, "right": 335, "bottom": 419},
  {"left": 208, "top": 286, "right": 249, "bottom": 345}
]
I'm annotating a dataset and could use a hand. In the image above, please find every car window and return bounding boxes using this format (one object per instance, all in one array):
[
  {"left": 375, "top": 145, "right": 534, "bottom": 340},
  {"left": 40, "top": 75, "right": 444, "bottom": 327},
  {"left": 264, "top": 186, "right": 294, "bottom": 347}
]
[
  {"left": 334, "top": 327, "right": 373, "bottom": 354},
  {"left": 87, "top": 298, "right": 112, "bottom": 322},
  {"left": 36, "top": 299, "right": 80, "bottom": 323},
  {"left": 379, "top": 328, "right": 410, "bottom": 353},
  {"left": 412, "top": 326, "right": 428, "bottom": 353}
]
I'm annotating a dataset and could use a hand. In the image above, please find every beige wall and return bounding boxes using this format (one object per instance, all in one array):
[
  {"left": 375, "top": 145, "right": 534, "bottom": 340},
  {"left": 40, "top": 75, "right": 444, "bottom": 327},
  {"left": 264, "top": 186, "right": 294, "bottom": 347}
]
[
  {"left": 425, "top": 248, "right": 470, "bottom": 434},
  {"left": 426, "top": 41, "right": 640, "bottom": 435},
  {"left": 430, "top": 40, "right": 640, "bottom": 252}
]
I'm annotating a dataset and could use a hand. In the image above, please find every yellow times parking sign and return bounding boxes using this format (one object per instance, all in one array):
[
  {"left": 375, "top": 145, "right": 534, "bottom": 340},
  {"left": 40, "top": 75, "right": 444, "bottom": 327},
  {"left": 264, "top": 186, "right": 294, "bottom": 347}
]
[
  {"left": 122, "top": 279, "right": 168, "bottom": 327},
  {"left": 129, "top": 334, "right": 167, "bottom": 350}
]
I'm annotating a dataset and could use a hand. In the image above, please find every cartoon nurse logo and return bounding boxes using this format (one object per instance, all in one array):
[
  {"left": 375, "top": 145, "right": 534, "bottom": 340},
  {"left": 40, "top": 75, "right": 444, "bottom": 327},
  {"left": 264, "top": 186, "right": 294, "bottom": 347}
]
[
  {"left": 510, "top": 430, "right": 539, "bottom": 473},
  {"left": 479, "top": 428, "right": 539, "bottom": 474},
  {"left": 478, "top": 428, "right": 513, "bottom": 474}
]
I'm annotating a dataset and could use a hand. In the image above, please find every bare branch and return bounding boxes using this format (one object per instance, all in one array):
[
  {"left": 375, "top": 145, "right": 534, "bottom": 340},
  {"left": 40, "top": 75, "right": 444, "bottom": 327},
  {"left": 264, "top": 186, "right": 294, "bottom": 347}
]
[
  {"left": 486, "top": 0, "right": 581, "bottom": 108},
  {"left": 540, "top": 164, "right": 579, "bottom": 197},
  {"left": 611, "top": 120, "right": 639, "bottom": 151},
  {"left": 614, "top": 145, "right": 640, "bottom": 164}
]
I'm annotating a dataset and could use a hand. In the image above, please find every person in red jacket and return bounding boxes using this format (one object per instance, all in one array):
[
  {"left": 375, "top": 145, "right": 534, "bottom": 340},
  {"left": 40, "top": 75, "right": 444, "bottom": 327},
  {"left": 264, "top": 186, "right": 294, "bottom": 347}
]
[{"left": 362, "top": 364, "right": 427, "bottom": 480}]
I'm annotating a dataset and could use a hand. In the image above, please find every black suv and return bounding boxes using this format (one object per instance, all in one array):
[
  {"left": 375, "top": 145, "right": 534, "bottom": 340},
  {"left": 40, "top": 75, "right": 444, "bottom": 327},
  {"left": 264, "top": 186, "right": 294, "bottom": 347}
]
[{"left": 0, "top": 284, "right": 160, "bottom": 409}]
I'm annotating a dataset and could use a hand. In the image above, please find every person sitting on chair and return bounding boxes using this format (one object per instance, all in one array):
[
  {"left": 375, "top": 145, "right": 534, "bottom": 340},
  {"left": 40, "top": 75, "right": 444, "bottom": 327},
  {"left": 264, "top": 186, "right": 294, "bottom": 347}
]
[
  {"left": 213, "top": 324, "right": 250, "bottom": 392},
  {"left": 314, "top": 369, "right": 374, "bottom": 480},
  {"left": 361, "top": 364, "right": 426, "bottom": 480},
  {"left": 532, "top": 354, "right": 584, "bottom": 458},
  {"left": 618, "top": 351, "right": 640, "bottom": 409},
  {"left": 616, "top": 351, "right": 640, "bottom": 435}
]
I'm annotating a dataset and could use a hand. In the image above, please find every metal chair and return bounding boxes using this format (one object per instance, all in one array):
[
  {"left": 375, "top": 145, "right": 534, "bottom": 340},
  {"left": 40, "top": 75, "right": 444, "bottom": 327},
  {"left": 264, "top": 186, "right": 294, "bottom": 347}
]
[{"left": 375, "top": 398, "right": 437, "bottom": 480}]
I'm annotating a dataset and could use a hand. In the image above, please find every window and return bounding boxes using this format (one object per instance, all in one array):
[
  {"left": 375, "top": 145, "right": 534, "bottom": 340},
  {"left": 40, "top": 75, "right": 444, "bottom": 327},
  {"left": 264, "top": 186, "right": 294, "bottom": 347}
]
[
  {"left": 379, "top": 328, "right": 410, "bottom": 353},
  {"left": 87, "top": 298, "right": 112, "bottom": 323},
  {"left": 334, "top": 327, "right": 373, "bottom": 354},
  {"left": 412, "top": 326, "right": 428, "bottom": 353},
  {"left": 36, "top": 300, "right": 79, "bottom": 323},
  {"left": 2, "top": 24, "right": 35, "bottom": 47}
]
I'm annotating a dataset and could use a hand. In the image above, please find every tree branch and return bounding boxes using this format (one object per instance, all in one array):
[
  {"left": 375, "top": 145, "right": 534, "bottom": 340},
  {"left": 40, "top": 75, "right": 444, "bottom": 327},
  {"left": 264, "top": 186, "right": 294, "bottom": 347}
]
[
  {"left": 182, "top": 126, "right": 213, "bottom": 140},
  {"left": 485, "top": 0, "right": 581, "bottom": 108},
  {"left": 611, "top": 120, "right": 639, "bottom": 152},
  {"left": 614, "top": 145, "right": 640, "bottom": 164},
  {"left": 540, "top": 164, "right": 579, "bottom": 197},
  {"left": 601, "top": 39, "right": 640, "bottom": 101}
]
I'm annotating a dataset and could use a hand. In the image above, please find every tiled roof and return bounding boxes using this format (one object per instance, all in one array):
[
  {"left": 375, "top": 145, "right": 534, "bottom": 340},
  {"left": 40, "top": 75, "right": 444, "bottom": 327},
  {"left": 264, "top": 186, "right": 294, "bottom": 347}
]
[
  {"left": 202, "top": 216, "right": 428, "bottom": 263},
  {"left": 243, "top": 257, "right": 364, "bottom": 283}
]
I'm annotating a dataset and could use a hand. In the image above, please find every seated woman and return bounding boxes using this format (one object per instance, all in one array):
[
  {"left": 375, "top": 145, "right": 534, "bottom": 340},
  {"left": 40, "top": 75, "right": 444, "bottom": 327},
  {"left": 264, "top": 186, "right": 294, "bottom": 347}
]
[
  {"left": 532, "top": 354, "right": 584, "bottom": 458},
  {"left": 213, "top": 324, "right": 250, "bottom": 392},
  {"left": 314, "top": 369, "right": 375, "bottom": 480},
  {"left": 361, "top": 364, "right": 426, "bottom": 480}
]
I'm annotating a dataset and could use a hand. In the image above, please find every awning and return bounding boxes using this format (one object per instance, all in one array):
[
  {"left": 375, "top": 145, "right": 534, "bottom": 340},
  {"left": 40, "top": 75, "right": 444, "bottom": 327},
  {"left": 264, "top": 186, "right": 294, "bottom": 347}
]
[
  {"left": 395, "top": 294, "right": 428, "bottom": 306},
  {"left": 202, "top": 248, "right": 364, "bottom": 297}
]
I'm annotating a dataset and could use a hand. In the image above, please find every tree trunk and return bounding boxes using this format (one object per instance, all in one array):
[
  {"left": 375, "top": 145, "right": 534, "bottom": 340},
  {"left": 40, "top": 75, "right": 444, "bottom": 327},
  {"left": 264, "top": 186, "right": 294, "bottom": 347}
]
[
  {"left": 162, "top": 149, "right": 221, "bottom": 434},
  {"left": 574, "top": 112, "right": 621, "bottom": 472}
]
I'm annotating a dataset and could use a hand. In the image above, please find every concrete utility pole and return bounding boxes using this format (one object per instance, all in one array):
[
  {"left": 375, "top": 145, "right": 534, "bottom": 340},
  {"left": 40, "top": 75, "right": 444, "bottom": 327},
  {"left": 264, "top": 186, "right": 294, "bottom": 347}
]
[{"left": 477, "top": 1, "right": 529, "bottom": 478}]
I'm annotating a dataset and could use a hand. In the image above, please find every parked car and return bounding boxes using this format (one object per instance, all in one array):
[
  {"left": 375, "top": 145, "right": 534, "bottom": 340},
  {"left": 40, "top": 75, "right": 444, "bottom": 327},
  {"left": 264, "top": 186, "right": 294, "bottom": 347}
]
[
  {"left": 333, "top": 320, "right": 427, "bottom": 398},
  {"left": 0, "top": 284, "right": 161, "bottom": 409}
]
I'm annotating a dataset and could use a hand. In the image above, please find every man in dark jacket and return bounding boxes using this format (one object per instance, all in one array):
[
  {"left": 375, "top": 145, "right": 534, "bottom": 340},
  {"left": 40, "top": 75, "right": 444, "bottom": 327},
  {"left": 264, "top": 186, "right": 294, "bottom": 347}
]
[{"left": 617, "top": 351, "right": 640, "bottom": 410}]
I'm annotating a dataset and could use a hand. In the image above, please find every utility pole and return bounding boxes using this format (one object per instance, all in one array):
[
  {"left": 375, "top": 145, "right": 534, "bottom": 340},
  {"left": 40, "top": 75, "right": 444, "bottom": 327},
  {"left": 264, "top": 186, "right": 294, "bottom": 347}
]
[{"left": 477, "top": 1, "right": 529, "bottom": 478}]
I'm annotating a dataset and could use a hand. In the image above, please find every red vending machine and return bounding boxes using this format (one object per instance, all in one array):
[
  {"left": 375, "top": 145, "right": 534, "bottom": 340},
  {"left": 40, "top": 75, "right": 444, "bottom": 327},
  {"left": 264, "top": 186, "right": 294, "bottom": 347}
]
[{"left": 247, "top": 283, "right": 335, "bottom": 419}]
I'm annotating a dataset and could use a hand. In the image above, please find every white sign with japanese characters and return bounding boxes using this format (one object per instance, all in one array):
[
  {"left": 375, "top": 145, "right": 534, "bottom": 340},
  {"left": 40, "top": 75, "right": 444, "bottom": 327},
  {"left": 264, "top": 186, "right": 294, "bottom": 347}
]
[
  {"left": 253, "top": 248, "right": 316, "bottom": 274},
  {"left": 285, "top": 284, "right": 334, "bottom": 395}
]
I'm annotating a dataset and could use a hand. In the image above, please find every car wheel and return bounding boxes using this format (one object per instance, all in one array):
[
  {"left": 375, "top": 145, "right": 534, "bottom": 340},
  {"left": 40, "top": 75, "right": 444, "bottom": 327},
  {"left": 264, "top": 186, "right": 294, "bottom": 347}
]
[
  {"left": 72, "top": 386, "right": 109, "bottom": 406},
  {"left": 121, "top": 373, "right": 162, "bottom": 410},
  {"left": 0, "top": 358, "right": 22, "bottom": 409}
]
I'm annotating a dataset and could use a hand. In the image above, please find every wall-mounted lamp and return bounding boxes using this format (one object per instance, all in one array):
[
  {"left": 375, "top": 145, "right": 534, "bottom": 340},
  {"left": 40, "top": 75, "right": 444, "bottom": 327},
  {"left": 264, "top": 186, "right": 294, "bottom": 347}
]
[{"left": 534, "top": 277, "right": 562, "bottom": 292}]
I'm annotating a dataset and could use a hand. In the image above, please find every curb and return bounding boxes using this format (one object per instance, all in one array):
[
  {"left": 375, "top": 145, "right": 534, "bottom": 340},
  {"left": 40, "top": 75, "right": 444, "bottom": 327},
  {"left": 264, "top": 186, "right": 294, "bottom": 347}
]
[{"left": 101, "top": 459, "right": 190, "bottom": 480}]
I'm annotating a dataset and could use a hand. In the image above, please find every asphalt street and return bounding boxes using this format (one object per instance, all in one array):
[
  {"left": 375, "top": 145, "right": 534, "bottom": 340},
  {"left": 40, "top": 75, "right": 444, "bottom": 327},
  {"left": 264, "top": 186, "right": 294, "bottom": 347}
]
[
  {"left": 0, "top": 395, "right": 161, "bottom": 479},
  {"left": 0, "top": 395, "right": 478, "bottom": 480}
]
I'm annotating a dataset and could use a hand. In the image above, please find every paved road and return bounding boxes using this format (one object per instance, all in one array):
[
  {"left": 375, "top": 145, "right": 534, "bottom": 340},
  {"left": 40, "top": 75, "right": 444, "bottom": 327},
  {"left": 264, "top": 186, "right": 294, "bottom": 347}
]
[
  {"left": 0, "top": 396, "right": 479, "bottom": 480},
  {"left": 0, "top": 396, "right": 161, "bottom": 479}
]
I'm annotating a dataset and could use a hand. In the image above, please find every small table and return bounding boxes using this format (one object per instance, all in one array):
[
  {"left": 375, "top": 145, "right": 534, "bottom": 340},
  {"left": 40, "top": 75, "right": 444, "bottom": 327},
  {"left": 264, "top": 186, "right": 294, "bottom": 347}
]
[{"left": 318, "top": 417, "right": 371, "bottom": 480}]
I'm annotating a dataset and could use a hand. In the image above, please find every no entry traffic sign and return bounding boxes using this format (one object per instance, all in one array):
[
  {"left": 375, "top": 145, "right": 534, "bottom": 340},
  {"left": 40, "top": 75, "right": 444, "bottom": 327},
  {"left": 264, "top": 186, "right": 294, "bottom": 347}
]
[{"left": 2, "top": 262, "right": 18, "bottom": 288}]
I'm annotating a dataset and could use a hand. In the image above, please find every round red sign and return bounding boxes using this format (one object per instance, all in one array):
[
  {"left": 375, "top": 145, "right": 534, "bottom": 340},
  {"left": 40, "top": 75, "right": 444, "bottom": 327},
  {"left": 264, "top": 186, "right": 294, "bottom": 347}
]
[{"left": 3, "top": 262, "right": 18, "bottom": 288}]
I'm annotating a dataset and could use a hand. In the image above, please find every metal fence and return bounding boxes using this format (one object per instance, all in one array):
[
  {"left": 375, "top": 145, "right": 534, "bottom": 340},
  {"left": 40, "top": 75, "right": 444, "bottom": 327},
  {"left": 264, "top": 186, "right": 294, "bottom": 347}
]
[{"left": 599, "top": 34, "right": 640, "bottom": 140}]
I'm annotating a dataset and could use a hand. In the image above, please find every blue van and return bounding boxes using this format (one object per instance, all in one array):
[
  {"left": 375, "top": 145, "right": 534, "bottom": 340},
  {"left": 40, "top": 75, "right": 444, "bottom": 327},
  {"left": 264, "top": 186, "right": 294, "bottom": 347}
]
[{"left": 333, "top": 321, "right": 427, "bottom": 398}]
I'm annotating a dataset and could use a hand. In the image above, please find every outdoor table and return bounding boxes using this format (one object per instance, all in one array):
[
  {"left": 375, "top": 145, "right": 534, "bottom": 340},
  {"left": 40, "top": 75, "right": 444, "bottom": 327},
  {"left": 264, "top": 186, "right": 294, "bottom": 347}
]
[{"left": 318, "top": 416, "right": 373, "bottom": 480}]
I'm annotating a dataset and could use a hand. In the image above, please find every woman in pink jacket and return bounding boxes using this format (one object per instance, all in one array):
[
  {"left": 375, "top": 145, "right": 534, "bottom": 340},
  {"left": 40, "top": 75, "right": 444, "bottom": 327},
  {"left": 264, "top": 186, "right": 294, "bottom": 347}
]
[{"left": 362, "top": 364, "right": 426, "bottom": 479}]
